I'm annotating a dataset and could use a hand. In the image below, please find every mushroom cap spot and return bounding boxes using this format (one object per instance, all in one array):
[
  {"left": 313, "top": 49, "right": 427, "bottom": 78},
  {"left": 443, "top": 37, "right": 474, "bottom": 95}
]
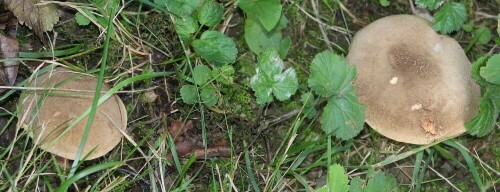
[
  {"left": 18, "top": 68, "right": 127, "bottom": 160},
  {"left": 411, "top": 103, "right": 423, "bottom": 111},
  {"left": 390, "top": 77, "right": 398, "bottom": 85},
  {"left": 346, "top": 15, "right": 480, "bottom": 144}
]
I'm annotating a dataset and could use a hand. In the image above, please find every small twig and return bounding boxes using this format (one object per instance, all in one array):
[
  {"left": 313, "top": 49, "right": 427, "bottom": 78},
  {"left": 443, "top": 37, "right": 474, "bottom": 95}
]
[{"left": 258, "top": 108, "right": 301, "bottom": 132}]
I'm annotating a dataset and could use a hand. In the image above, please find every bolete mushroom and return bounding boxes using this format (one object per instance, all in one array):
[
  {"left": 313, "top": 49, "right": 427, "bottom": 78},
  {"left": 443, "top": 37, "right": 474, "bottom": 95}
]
[
  {"left": 18, "top": 68, "right": 127, "bottom": 159},
  {"left": 346, "top": 15, "right": 480, "bottom": 144}
]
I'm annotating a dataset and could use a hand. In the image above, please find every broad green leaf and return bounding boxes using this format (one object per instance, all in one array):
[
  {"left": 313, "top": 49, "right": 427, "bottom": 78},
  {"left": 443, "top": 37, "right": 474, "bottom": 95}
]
[
  {"left": 379, "top": 0, "right": 390, "bottom": 7},
  {"left": 432, "top": 2, "right": 467, "bottom": 34},
  {"left": 154, "top": 0, "right": 201, "bottom": 16},
  {"left": 211, "top": 65, "right": 235, "bottom": 84},
  {"left": 384, "top": 174, "right": 400, "bottom": 192},
  {"left": 201, "top": 86, "right": 218, "bottom": 107},
  {"left": 474, "top": 27, "right": 492, "bottom": 44},
  {"left": 197, "top": 0, "right": 223, "bottom": 27},
  {"left": 462, "top": 20, "right": 474, "bottom": 32},
  {"left": 174, "top": 15, "right": 198, "bottom": 41},
  {"left": 244, "top": 16, "right": 291, "bottom": 58},
  {"left": 321, "top": 87, "right": 365, "bottom": 140},
  {"left": 316, "top": 164, "right": 349, "bottom": 192},
  {"left": 471, "top": 56, "right": 491, "bottom": 87},
  {"left": 192, "top": 30, "right": 238, "bottom": 67},
  {"left": 465, "top": 88, "right": 499, "bottom": 137},
  {"left": 480, "top": 54, "right": 500, "bottom": 84},
  {"left": 308, "top": 51, "right": 356, "bottom": 98},
  {"left": 192, "top": 65, "right": 211, "bottom": 85},
  {"left": 349, "top": 176, "right": 365, "bottom": 192},
  {"left": 180, "top": 85, "right": 197, "bottom": 104},
  {"left": 237, "top": 0, "right": 282, "bottom": 31},
  {"left": 415, "top": 0, "right": 443, "bottom": 10},
  {"left": 250, "top": 49, "right": 298, "bottom": 104},
  {"left": 272, "top": 68, "right": 298, "bottom": 101},
  {"left": 327, "top": 164, "right": 349, "bottom": 192},
  {"left": 364, "top": 172, "right": 386, "bottom": 192},
  {"left": 319, "top": 165, "right": 399, "bottom": 192},
  {"left": 75, "top": 12, "right": 91, "bottom": 26}
]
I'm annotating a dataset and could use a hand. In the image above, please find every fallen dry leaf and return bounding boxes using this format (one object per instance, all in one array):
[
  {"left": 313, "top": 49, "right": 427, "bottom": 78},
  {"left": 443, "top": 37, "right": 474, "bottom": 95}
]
[
  {"left": 163, "top": 119, "right": 230, "bottom": 159},
  {"left": 0, "top": 33, "right": 19, "bottom": 88},
  {"left": 4, "top": 0, "right": 60, "bottom": 45}
]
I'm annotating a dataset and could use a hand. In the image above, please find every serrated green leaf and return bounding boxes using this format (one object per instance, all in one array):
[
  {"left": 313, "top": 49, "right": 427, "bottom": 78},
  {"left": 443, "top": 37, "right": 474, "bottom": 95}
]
[
  {"left": 201, "top": 86, "right": 218, "bottom": 107},
  {"left": 415, "top": 0, "right": 443, "bottom": 10},
  {"left": 192, "top": 30, "right": 237, "bottom": 67},
  {"left": 180, "top": 85, "right": 197, "bottom": 104},
  {"left": 192, "top": 65, "right": 211, "bottom": 85},
  {"left": 308, "top": 51, "right": 356, "bottom": 98},
  {"left": 349, "top": 176, "right": 365, "bottom": 192},
  {"left": 432, "top": 2, "right": 467, "bottom": 34},
  {"left": 480, "top": 54, "right": 500, "bottom": 84},
  {"left": 244, "top": 16, "right": 291, "bottom": 58},
  {"left": 155, "top": 0, "right": 201, "bottom": 16},
  {"left": 197, "top": 0, "right": 223, "bottom": 27},
  {"left": 75, "top": 12, "right": 91, "bottom": 26},
  {"left": 250, "top": 49, "right": 298, "bottom": 104},
  {"left": 321, "top": 87, "right": 365, "bottom": 140},
  {"left": 465, "top": 88, "right": 499, "bottom": 137},
  {"left": 471, "top": 56, "right": 491, "bottom": 87},
  {"left": 384, "top": 174, "right": 400, "bottom": 192},
  {"left": 237, "top": 0, "right": 282, "bottom": 31},
  {"left": 379, "top": 0, "right": 390, "bottom": 7},
  {"left": 364, "top": 172, "right": 386, "bottom": 192},
  {"left": 327, "top": 164, "right": 349, "bottom": 192},
  {"left": 474, "top": 27, "right": 492, "bottom": 44},
  {"left": 174, "top": 15, "right": 198, "bottom": 41}
]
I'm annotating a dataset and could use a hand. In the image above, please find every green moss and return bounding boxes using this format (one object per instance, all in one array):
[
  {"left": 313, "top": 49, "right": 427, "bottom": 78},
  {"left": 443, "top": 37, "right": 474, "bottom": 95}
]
[{"left": 220, "top": 83, "right": 255, "bottom": 121}]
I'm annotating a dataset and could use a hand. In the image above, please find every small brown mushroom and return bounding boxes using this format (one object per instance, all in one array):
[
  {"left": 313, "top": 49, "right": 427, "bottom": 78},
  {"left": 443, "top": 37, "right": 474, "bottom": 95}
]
[
  {"left": 18, "top": 68, "right": 127, "bottom": 159},
  {"left": 346, "top": 15, "right": 480, "bottom": 144}
]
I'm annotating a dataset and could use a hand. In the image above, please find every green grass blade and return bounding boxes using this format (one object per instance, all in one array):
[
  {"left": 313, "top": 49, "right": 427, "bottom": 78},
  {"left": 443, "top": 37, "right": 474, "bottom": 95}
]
[
  {"left": 18, "top": 44, "right": 83, "bottom": 58},
  {"left": 433, "top": 144, "right": 466, "bottom": 168},
  {"left": 292, "top": 172, "right": 312, "bottom": 192},
  {"left": 244, "top": 141, "right": 260, "bottom": 192},
  {"left": 68, "top": 11, "right": 115, "bottom": 177},
  {"left": 416, "top": 149, "right": 434, "bottom": 192},
  {"left": 371, "top": 141, "right": 440, "bottom": 168},
  {"left": 412, "top": 150, "right": 424, "bottom": 189},
  {"left": 443, "top": 140, "right": 485, "bottom": 192},
  {"left": 56, "top": 161, "right": 123, "bottom": 192}
]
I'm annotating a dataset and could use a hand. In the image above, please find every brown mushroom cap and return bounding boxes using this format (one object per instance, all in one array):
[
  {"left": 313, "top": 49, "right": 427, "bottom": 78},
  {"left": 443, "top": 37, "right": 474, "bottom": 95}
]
[
  {"left": 18, "top": 68, "right": 127, "bottom": 159},
  {"left": 346, "top": 15, "right": 480, "bottom": 144}
]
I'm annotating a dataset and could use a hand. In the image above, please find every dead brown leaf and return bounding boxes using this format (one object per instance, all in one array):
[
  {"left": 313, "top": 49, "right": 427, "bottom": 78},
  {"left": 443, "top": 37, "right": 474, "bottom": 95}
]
[
  {"left": 4, "top": 0, "right": 60, "bottom": 44},
  {"left": 0, "top": 33, "right": 19, "bottom": 89},
  {"left": 163, "top": 119, "right": 230, "bottom": 159}
]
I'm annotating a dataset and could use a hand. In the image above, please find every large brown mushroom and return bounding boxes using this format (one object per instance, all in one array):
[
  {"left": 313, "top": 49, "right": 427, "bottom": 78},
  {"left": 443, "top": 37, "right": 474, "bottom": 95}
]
[
  {"left": 18, "top": 68, "right": 127, "bottom": 159},
  {"left": 347, "top": 15, "right": 480, "bottom": 144}
]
